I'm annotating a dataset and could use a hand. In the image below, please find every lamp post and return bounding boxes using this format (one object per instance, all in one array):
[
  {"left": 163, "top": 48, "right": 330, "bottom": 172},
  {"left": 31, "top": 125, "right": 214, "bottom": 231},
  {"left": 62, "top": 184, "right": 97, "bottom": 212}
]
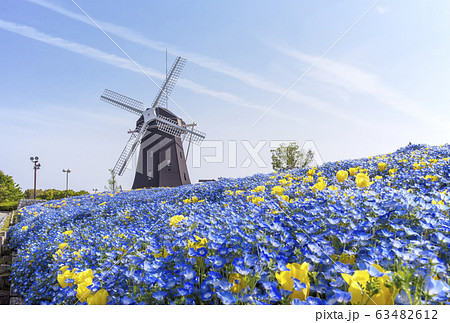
[
  {"left": 30, "top": 157, "right": 41, "bottom": 199},
  {"left": 62, "top": 169, "right": 71, "bottom": 197}
]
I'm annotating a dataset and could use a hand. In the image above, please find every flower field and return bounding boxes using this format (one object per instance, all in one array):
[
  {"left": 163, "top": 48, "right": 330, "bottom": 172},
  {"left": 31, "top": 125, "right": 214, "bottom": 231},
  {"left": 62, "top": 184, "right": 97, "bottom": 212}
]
[{"left": 8, "top": 144, "right": 450, "bottom": 305}]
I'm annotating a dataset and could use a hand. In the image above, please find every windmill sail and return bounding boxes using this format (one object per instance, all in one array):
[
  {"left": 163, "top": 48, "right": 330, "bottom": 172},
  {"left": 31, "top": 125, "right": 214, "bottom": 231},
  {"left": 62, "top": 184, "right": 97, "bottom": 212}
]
[
  {"left": 101, "top": 89, "right": 144, "bottom": 115},
  {"left": 113, "top": 122, "right": 146, "bottom": 176},
  {"left": 151, "top": 57, "right": 186, "bottom": 109}
]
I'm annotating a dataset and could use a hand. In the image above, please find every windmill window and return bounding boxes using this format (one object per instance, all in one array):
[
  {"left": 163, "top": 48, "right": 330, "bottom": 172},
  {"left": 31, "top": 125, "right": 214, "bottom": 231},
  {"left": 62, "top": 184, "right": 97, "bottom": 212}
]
[{"left": 184, "top": 173, "right": 187, "bottom": 181}]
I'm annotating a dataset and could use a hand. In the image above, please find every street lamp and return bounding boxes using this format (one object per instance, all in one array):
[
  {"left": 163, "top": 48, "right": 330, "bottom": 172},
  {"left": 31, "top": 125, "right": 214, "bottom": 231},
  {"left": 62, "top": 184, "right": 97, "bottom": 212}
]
[
  {"left": 30, "top": 156, "right": 41, "bottom": 199},
  {"left": 62, "top": 169, "right": 71, "bottom": 197},
  {"left": 93, "top": 188, "right": 98, "bottom": 194}
]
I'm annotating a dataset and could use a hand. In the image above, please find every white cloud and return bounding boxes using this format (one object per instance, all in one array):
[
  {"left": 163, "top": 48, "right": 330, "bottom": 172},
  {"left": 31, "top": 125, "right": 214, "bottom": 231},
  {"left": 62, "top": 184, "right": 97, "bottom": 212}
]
[
  {"left": 275, "top": 46, "right": 450, "bottom": 132},
  {"left": 376, "top": 6, "right": 388, "bottom": 15},
  {"left": 0, "top": 18, "right": 311, "bottom": 126},
  {"left": 27, "top": 0, "right": 368, "bottom": 127}
]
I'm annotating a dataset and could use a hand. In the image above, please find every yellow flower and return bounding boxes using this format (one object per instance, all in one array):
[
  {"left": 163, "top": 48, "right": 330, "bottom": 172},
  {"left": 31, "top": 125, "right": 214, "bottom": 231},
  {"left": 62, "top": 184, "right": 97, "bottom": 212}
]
[
  {"left": 341, "top": 264, "right": 397, "bottom": 305},
  {"left": 271, "top": 186, "right": 285, "bottom": 196},
  {"left": 229, "top": 273, "right": 247, "bottom": 293},
  {"left": 307, "top": 168, "right": 316, "bottom": 176},
  {"left": 253, "top": 185, "right": 266, "bottom": 193},
  {"left": 59, "top": 243, "right": 69, "bottom": 250},
  {"left": 424, "top": 175, "right": 439, "bottom": 181},
  {"left": 388, "top": 168, "right": 397, "bottom": 175},
  {"left": 57, "top": 268, "right": 75, "bottom": 288},
  {"left": 188, "top": 236, "right": 208, "bottom": 251},
  {"left": 312, "top": 180, "right": 327, "bottom": 192},
  {"left": 191, "top": 196, "right": 199, "bottom": 203},
  {"left": 154, "top": 248, "right": 169, "bottom": 258},
  {"left": 355, "top": 173, "right": 370, "bottom": 188},
  {"left": 251, "top": 196, "right": 265, "bottom": 205},
  {"left": 22, "top": 226, "right": 28, "bottom": 232},
  {"left": 348, "top": 167, "right": 359, "bottom": 177},
  {"left": 275, "top": 262, "right": 310, "bottom": 301},
  {"left": 169, "top": 215, "right": 185, "bottom": 227},
  {"left": 378, "top": 162, "right": 387, "bottom": 172},
  {"left": 87, "top": 289, "right": 108, "bottom": 305},
  {"left": 374, "top": 175, "right": 383, "bottom": 180},
  {"left": 73, "top": 250, "right": 82, "bottom": 260},
  {"left": 76, "top": 278, "right": 93, "bottom": 302},
  {"left": 63, "top": 230, "right": 73, "bottom": 236},
  {"left": 75, "top": 269, "right": 94, "bottom": 285},
  {"left": 336, "top": 170, "right": 348, "bottom": 183}
]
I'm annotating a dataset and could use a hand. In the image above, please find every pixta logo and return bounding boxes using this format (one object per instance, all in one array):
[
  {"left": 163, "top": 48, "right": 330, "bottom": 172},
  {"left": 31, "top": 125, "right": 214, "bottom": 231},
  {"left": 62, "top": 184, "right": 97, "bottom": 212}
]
[{"left": 191, "top": 140, "right": 323, "bottom": 169}]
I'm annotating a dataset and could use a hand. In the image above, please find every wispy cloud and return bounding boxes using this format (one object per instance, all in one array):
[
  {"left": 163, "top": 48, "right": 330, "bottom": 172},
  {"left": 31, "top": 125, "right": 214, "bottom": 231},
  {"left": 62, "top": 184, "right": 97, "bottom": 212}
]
[
  {"left": 275, "top": 46, "right": 450, "bottom": 132},
  {"left": 28, "top": 0, "right": 366, "bottom": 127},
  {"left": 0, "top": 18, "right": 310, "bottom": 125}
]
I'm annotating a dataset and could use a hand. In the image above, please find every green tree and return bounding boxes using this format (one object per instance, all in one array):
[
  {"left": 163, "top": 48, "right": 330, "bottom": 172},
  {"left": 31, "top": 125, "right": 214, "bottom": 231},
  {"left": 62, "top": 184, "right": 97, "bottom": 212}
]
[
  {"left": 105, "top": 169, "right": 122, "bottom": 192},
  {"left": 270, "top": 142, "right": 315, "bottom": 171},
  {"left": 0, "top": 170, "right": 23, "bottom": 202}
]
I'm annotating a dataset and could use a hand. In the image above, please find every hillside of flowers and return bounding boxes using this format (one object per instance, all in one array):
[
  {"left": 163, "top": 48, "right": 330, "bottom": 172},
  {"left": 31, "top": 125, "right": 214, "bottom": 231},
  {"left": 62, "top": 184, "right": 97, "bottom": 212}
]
[{"left": 7, "top": 144, "right": 450, "bottom": 305}]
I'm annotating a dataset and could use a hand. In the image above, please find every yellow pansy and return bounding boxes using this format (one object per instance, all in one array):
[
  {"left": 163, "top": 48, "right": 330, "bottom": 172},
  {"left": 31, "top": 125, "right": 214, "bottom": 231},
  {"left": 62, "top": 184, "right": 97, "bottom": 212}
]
[
  {"left": 336, "top": 170, "right": 348, "bottom": 183},
  {"left": 276, "top": 262, "right": 310, "bottom": 301},
  {"left": 188, "top": 236, "right": 208, "bottom": 251},
  {"left": 76, "top": 278, "right": 93, "bottom": 302},
  {"left": 229, "top": 273, "right": 247, "bottom": 293},
  {"left": 169, "top": 215, "right": 185, "bottom": 227},
  {"left": 348, "top": 167, "right": 359, "bottom": 177},
  {"left": 307, "top": 168, "right": 316, "bottom": 176},
  {"left": 312, "top": 180, "right": 327, "bottom": 192},
  {"left": 271, "top": 186, "right": 285, "bottom": 196},
  {"left": 388, "top": 168, "right": 397, "bottom": 175},
  {"left": 57, "top": 268, "right": 75, "bottom": 288},
  {"left": 253, "top": 185, "right": 266, "bottom": 193},
  {"left": 63, "top": 230, "right": 73, "bottom": 236},
  {"left": 75, "top": 269, "right": 94, "bottom": 285},
  {"left": 378, "top": 162, "right": 387, "bottom": 172},
  {"left": 341, "top": 264, "right": 397, "bottom": 305},
  {"left": 87, "top": 289, "right": 108, "bottom": 305},
  {"left": 22, "top": 226, "right": 28, "bottom": 232},
  {"left": 356, "top": 173, "right": 370, "bottom": 188},
  {"left": 58, "top": 243, "right": 69, "bottom": 250}
]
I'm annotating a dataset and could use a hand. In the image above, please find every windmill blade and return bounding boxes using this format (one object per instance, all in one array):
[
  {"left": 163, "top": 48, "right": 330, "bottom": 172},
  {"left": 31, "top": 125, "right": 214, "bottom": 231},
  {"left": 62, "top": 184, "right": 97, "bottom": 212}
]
[
  {"left": 181, "top": 127, "right": 205, "bottom": 145},
  {"left": 113, "top": 122, "right": 147, "bottom": 176},
  {"left": 151, "top": 57, "right": 186, "bottom": 109},
  {"left": 101, "top": 89, "right": 144, "bottom": 116},
  {"left": 156, "top": 115, "right": 205, "bottom": 144}
]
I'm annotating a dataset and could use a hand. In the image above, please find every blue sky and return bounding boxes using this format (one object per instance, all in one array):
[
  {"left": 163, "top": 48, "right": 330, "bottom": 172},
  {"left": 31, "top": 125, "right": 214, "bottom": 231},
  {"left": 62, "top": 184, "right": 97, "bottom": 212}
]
[{"left": 1, "top": 0, "right": 449, "bottom": 192}]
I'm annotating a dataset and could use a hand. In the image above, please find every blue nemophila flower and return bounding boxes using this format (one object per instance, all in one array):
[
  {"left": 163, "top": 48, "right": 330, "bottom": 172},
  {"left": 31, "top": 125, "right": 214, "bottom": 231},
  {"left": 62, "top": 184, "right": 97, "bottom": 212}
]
[
  {"left": 7, "top": 144, "right": 450, "bottom": 304},
  {"left": 153, "top": 291, "right": 167, "bottom": 301},
  {"left": 216, "top": 291, "right": 236, "bottom": 305},
  {"left": 333, "top": 290, "right": 352, "bottom": 303},
  {"left": 424, "top": 276, "right": 450, "bottom": 301}
]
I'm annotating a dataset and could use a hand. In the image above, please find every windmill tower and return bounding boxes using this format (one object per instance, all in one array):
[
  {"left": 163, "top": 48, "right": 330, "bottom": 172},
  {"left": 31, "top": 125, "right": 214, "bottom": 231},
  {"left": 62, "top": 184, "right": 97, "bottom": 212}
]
[{"left": 100, "top": 57, "right": 205, "bottom": 189}]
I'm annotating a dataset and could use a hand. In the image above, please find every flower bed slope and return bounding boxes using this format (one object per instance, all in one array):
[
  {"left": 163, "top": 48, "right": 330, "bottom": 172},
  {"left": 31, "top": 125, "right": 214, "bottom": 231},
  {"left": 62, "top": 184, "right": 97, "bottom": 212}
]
[{"left": 8, "top": 144, "right": 450, "bottom": 305}]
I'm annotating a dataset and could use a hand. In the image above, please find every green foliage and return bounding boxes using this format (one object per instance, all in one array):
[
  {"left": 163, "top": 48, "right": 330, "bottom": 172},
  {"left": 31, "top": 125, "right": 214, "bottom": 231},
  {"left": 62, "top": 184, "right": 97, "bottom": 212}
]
[
  {"left": 24, "top": 189, "right": 43, "bottom": 199},
  {"left": 37, "top": 189, "right": 89, "bottom": 201},
  {"left": 270, "top": 142, "right": 315, "bottom": 171},
  {"left": 0, "top": 200, "right": 19, "bottom": 211},
  {"left": 0, "top": 170, "right": 23, "bottom": 202},
  {"left": 1, "top": 211, "right": 13, "bottom": 231},
  {"left": 105, "top": 169, "right": 122, "bottom": 192}
]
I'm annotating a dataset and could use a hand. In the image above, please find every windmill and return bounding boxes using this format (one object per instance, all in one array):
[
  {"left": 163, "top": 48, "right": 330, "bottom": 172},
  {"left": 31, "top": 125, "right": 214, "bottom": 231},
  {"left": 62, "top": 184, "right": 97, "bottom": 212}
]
[{"left": 100, "top": 56, "right": 205, "bottom": 189}]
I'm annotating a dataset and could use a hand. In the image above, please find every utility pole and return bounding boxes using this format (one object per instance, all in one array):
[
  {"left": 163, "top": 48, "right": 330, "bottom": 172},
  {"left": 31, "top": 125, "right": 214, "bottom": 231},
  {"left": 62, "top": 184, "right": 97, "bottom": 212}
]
[
  {"left": 30, "top": 156, "right": 41, "bottom": 199},
  {"left": 62, "top": 169, "right": 71, "bottom": 197}
]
